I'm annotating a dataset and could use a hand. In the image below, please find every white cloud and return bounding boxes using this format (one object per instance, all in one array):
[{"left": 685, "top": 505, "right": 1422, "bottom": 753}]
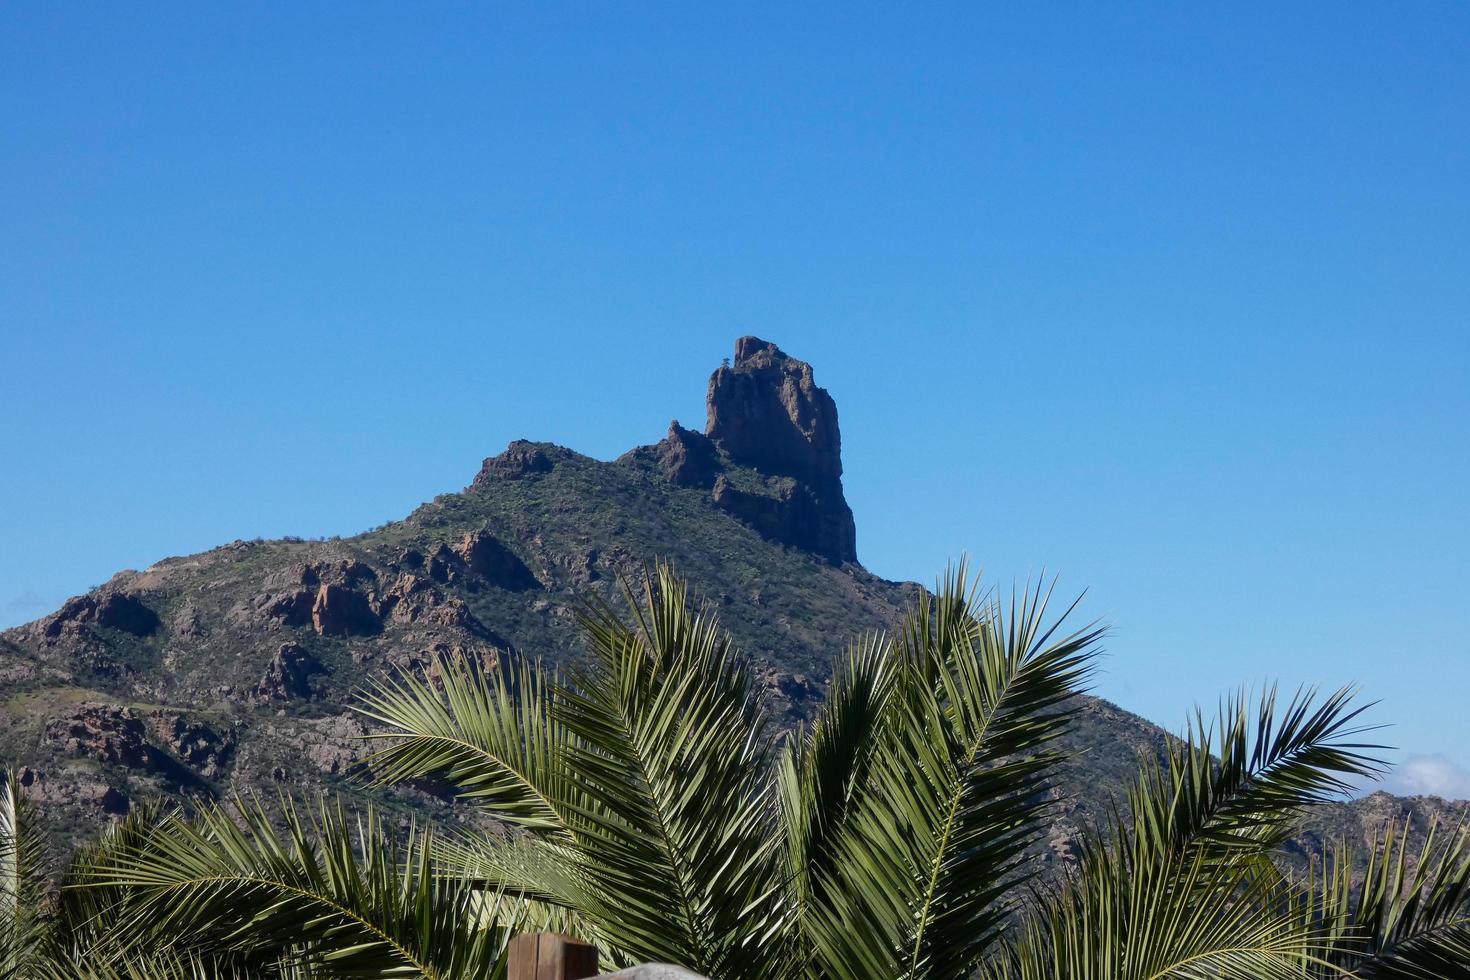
[{"left": 1379, "top": 754, "right": 1470, "bottom": 801}]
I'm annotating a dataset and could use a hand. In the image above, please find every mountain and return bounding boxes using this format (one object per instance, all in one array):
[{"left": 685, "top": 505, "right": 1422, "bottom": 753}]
[{"left": 1, "top": 337, "right": 1461, "bottom": 862}]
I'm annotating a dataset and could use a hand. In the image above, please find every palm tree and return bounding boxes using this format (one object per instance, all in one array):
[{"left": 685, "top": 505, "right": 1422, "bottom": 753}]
[
  {"left": 0, "top": 772, "right": 514, "bottom": 978},
  {"left": 13, "top": 562, "right": 1470, "bottom": 977},
  {"left": 355, "top": 563, "right": 1470, "bottom": 978}
]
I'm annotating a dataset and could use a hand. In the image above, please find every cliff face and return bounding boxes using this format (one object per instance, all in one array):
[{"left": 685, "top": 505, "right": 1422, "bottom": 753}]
[
  {"left": 706, "top": 337, "right": 845, "bottom": 490},
  {"left": 628, "top": 338, "right": 858, "bottom": 564},
  {"left": 705, "top": 337, "right": 857, "bottom": 564}
]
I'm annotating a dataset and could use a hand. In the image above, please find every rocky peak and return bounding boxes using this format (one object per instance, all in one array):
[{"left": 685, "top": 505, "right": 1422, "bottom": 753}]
[
  {"left": 471, "top": 440, "right": 558, "bottom": 487},
  {"left": 650, "top": 421, "right": 721, "bottom": 489},
  {"left": 703, "top": 338, "right": 857, "bottom": 564},
  {"left": 706, "top": 337, "right": 844, "bottom": 489}
]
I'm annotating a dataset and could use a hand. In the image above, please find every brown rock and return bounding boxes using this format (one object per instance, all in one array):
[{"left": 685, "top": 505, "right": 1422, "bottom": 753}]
[
  {"left": 256, "top": 589, "right": 315, "bottom": 627},
  {"left": 77, "top": 781, "right": 130, "bottom": 815},
  {"left": 471, "top": 440, "right": 556, "bottom": 486},
  {"left": 706, "top": 337, "right": 844, "bottom": 488},
  {"left": 48, "top": 705, "right": 154, "bottom": 769},
  {"left": 311, "top": 584, "right": 379, "bottom": 637},
  {"left": 457, "top": 530, "right": 539, "bottom": 591},
  {"left": 704, "top": 338, "right": 857, "bottom": 564},
  {"left": 652, "top": 421, "right": 721, "bottom": 488},
  {"left": 170, "top": 600, "right": 206, "bottom": 638},
  {"left": 42, "top": 592, "right": 160, "bottom": 639},
  {"left": 146, "top": 712, "right": 235, "bottom": 778},
  {"left": 254, "top": 642, "right": 326, "bottom": 701}
]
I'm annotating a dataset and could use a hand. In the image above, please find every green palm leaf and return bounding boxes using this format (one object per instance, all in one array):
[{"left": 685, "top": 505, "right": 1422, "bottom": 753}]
[
  {"left": 68, "top": 795, "right": 511, "bottom": 979},
  {"left": 1306, "top": 817, "right": 1470, "bottom": 979},
  {"left": 553, "top": 565, "right": 783, "bottom": 978},
  {"left": 357, "top": 652, "right": 576, "bottom": 838},
  {"left": 1, "top": 769, "right": 51, "bottom": 978},
  {"left": 802, "top": 567, "right": 1103, "bottom": 980},
  {"left": 987, "top": 687, "right": 1385, "bottom": 980}
]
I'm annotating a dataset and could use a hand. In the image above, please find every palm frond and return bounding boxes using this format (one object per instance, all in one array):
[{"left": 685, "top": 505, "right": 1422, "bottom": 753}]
[
  {"left": 983, "top": 846, "right": 1328, "bottom": 980},
  {"left": 804, "top": 566, "right": 1102, "bottom": 980},
  {"left": 68, "top": 795, "right": 512, "bottom": 979},
  {"left": 34, "top": 947, "right": 291, "bottom": 980},
  {"left": 1130, "top": 687, "right": 1384, "bottom": 863},
  {"left": 428, "top": 830, "right": 596, "bottom": 940},
  {"left": 778, "top": 630, "right": 898, "bottom": 919},
  {"left": 551, "top": 563, "right": 783, "bottom": 979},
  {"left": 988, "top": 686, "right": 1387, "bottom": 980},
  {"left": 356, "top": 651, "right": 576, "bottom": 838},
  {"left": 1306, "top": 816, "right": 1470, "bottom": 979},
  {"left": 1, "top": 768, "right": 51, "bottom": 978}
]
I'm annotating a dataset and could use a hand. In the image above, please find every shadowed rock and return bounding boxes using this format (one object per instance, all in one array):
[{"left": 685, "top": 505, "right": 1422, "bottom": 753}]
[
  {"left": 255, "top": 642, "right": 326, "bottom": 701},
  {"left": 652, "top": 421, "right": 721, "bottom": 489},
  {"left": 472, "top": 440, "right": 557, "bottom": 485},
  {"left": 43, "top": 592, "right": 160, "bottom": 639},
  {"left": 457, "top": 529, "right": 540, "bottom": 590},
  {"left": 704, "top": 337, "right": 857, "bottom": 563},
  {"left": 311, "top": 584, "right": 379, "bottom": 636}
]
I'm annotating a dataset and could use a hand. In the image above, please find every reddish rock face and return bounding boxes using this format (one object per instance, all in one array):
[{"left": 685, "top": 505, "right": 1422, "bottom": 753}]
[
  {"left": 254, "top": 642, "right": 326, "bottom": 701},
  {"left": 42, "top": 592, "right": 160, "bottom": 639},
  {"left": 471, "top": 440, "right": 556, "bottom": 486},
  {"left": 704, "top": 337, "right": 857, "bottom": 564},
  {"left": 706, "top": 336, "right": 845, "bottom": 488},
  {"left": 311, "top": 583, "right": 379, "bottom": 637},
  {"left": 457, "top": 529, "right": 539, "bottom": 591},
  {"left": 652, "top": 421, "right": 722, "bottom": 489}
]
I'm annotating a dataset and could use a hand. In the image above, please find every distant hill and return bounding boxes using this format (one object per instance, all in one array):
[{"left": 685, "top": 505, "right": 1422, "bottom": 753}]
[{"left": 2, "top": 337, "right": 1460, "bottom": 862}]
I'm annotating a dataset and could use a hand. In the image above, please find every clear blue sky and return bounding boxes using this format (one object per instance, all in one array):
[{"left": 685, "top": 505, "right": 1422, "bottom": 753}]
[{"left": 3, "top": 4, "right": 1467, "bottom": 795}]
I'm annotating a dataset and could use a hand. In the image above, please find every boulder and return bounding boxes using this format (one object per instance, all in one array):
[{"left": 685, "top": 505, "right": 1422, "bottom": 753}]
[
  {"left": 311, "top": 584, "right": 380, "bottom": 637},
  {"left": 254, "top": 642, "right": 326, "bottom": 701},
  {"left": 457, "top": 529, "right": 539, "bottom": 590},
  {"left": 472, "top": 440, "right": 557, "bottom": 485}
]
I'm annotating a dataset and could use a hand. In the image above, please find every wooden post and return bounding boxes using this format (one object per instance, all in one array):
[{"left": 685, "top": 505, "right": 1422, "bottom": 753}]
[{"left": 508, "top": 932, "right": 600, "bottom": 980}]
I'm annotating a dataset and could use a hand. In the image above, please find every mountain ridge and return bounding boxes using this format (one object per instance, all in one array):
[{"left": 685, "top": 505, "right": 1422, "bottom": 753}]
[{"left": 2, "top": 337, "right": 1461, "bottom": 863}]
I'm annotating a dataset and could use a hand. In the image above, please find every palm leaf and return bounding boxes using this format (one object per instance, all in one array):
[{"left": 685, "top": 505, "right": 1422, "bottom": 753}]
[
  {"left": 803, "top": 566, "right": 1102, "bottom": 980},
  {"left": 987, "top": 686, "right": 1386, "bottom": 980},
  {"left": 356, "top": 652, "right": 576, "bottom": 838},
  {"left": 1306, "top": 816, "right": 1470, "bottom": 978},
  {"left": 68, "top": 795, "right": 511, "bottom": 979},
  {"left": 778, "top": 629, "right": 898, "bottom": 955},
  {"left": 1, "top": 768, "right": 51, "bottom": 978},
  {"left": 552, "top": 564, "right": 783, "bottom": 978}
]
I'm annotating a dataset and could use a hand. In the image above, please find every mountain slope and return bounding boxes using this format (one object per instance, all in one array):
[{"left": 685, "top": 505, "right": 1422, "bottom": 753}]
[{"left": 2, "top": 337, "right": 1460, "bottom": 862}]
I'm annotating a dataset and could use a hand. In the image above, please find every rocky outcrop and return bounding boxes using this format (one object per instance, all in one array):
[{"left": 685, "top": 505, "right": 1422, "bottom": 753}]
[
  {"left": 457, "top": 529, "right": 539, "bottom": 590},
  {"left": 619, "top": 339, "right": 859, "bottom": 563},
  {"left": 650, "top": 422, "right": 721, "bottom": 488},
  {"left": 42, "top": 592, "right": 160, "bottom": 639},
  {"left": 242, "top": 560, "right": 379, "bottom": 631},
  {"left": 703, "top": 338, "right": 857, "bottom": 563},
  {"left": 46, "top": 704, "right": 232, "bottom": 784},
  {"left": 706, "top": 337, "right": 844, "bottom": 488},
  {"left": 48, "top": 706, "right": 154, "bottom": 769},
  {"left": 472, "top": 440, "right": 557, "bottom": 485},
  {"left": 147, "top": 712, "right": 235, "bottom": 779},
  {"left": 312, "top": 583, "right": 379, "bottom": 637},
  {"left": 254, "top": 642, "right": 326, "bottom": 701},
  {"left": 711, "top": 475, "right": 858, "bottom": 567}
]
